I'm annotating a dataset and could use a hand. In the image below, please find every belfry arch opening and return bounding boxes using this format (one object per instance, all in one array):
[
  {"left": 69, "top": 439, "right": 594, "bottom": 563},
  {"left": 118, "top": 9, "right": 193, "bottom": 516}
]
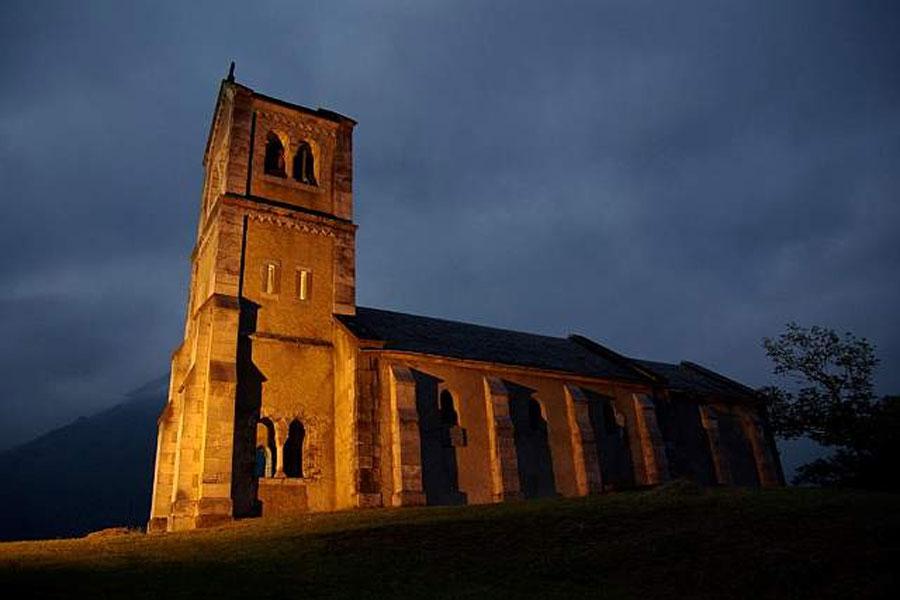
[
  {"left": 292, "top": 141, "right": 316, "bottom": 186},
  {"left": 283, "top": 419, "right": 305, "bottom": 478},
  {"left": 263, "top": 132, "right": 286, "bottom": 177}
]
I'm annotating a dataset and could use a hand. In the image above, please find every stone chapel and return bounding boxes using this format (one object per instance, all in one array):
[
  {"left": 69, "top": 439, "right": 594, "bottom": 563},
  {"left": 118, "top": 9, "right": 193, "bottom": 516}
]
[{"left": 148, "top": 73, "right": 783, "bottom": 532}]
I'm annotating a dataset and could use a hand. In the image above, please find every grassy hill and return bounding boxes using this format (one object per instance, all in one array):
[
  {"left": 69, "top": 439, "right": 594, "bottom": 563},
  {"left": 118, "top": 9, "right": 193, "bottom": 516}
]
[{"left": 0, "top": 487, "right": 897, "bottom": 599}]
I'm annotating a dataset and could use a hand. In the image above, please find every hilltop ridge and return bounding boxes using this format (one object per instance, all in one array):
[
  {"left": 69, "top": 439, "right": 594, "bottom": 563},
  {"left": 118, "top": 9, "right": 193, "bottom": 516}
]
[{"left": 0, "top": 377, "right": 166, "bottom": 541}]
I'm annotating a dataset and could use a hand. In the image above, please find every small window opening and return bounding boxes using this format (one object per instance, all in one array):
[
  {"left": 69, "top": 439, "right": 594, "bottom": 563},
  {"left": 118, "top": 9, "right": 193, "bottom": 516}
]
[
  {"left": 264, "top": 132, "right": 286, "bottom": 177},
  {"left": 292, "top": 142, "right": 316, "bottom": 186},
  {"left": 296, "top": 269, "right": 311, "bottom": 301},
  {"left": 263, "top": 262, "right": 280, "bottom": 295}
]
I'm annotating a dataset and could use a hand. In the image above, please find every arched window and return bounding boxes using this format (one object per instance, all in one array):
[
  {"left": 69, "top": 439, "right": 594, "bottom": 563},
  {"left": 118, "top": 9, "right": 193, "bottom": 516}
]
[
  {"left": 256, "top": 418, "right": 276, "bottom": 478},
  {"left": 283, "top": 419, "right": 305, "bottom": 478},
  {"left": 292, "top": 142, "right": 316, "bottom": 186},
  {"left": 254, "top": 445, "right": 272, "bottom": 478},
  {"left": 264, "top": 132, "right": 286, "bottom": 177}
]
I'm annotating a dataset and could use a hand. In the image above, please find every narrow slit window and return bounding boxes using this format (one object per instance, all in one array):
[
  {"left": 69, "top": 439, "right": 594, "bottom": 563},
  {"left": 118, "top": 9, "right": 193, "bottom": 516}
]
[
  {"left": 263, "top": 262, "right": 280, "bottom": 295},
  {"left": 296, "top": 268, "right": 311, "bottom": 301}
]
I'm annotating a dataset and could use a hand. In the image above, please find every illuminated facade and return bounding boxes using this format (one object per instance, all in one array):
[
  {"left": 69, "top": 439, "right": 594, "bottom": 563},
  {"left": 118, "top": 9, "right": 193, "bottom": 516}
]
[{"left": 148, "top": 75, "right": 782, "bottom": 532}]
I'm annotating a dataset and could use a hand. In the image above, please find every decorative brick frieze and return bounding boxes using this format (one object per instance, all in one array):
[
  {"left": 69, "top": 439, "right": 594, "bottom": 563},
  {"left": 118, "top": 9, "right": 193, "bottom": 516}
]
[
  {"left": 257, "top": 109, "right": 338, "bottom": 140},
  {"left": 246, "top": 212, "right": 337, "bottom": 237}
]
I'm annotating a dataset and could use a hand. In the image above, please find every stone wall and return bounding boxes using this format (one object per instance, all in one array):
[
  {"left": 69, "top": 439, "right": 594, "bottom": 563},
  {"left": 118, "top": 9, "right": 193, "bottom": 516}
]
[
  {"left": 149, "top": 79, "right": 358, "bottom": 531},
  {"left": 655, "top": 392, "right": 782, "bottom": 489},
  {"left": 149, "top": 78, "right": 781, "bottom": 534},
  {"left": 364, "top": 352, "right": 664, "bottom": 508}
]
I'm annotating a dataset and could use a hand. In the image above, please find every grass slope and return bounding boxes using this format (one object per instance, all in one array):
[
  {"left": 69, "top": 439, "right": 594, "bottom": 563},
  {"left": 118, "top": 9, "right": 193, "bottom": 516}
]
[{"left": 0, "top": 488, "right": 897, "bottom": 599}]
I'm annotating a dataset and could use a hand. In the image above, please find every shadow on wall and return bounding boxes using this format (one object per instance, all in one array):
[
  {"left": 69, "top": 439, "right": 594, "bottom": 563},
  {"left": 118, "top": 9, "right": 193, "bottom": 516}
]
[
  {"left": 583, "top": 389, "right": 635, "bottom": 490},
  {"left": 412, "top": 370, "right": 467, "bottom": 506},
  {"left": 653, "top": 396, "right": 717, "bottom": 486},
  {"left": 233, "top": 299, "right": 266, "bottom": 518},
  {"left": 716, "top": 412, "right": 760, "bottom": 487},
  {"left": 505, "top": 381, "right": 557, "bottom": 499}
]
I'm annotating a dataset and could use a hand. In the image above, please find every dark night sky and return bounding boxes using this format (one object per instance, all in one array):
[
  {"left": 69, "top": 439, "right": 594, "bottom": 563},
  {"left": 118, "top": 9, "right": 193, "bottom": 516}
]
[{"left": 1, "top": 1, "right": 898, "bottom": 477}]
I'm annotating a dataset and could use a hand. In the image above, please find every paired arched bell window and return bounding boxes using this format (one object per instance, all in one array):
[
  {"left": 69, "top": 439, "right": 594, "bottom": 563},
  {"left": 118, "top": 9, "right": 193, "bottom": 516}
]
[{"left": 263, "top": 131, "right": 316, "bottom": 185}]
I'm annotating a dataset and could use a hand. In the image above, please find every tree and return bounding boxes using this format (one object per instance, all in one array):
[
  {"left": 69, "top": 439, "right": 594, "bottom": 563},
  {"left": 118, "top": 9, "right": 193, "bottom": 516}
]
[{"left": 761, "top": 323, "right": 897, "bottom": 490}]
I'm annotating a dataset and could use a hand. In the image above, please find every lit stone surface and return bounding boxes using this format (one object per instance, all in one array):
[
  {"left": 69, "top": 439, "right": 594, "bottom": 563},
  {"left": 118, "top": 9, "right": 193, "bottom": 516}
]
[{"left": 149, "top": 77, "right": 782, "bottom": 532}]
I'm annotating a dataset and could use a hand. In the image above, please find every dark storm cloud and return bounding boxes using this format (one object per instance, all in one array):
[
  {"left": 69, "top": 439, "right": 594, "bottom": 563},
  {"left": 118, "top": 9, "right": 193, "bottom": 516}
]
[{"left": 1, "top": 0, "right": 898, "bottom": 476}]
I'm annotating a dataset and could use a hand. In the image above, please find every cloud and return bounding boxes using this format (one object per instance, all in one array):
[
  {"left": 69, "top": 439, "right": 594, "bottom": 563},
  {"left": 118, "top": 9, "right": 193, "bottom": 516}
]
[{"left": 0, "top": 0, "right": 897, "bottom": 459}]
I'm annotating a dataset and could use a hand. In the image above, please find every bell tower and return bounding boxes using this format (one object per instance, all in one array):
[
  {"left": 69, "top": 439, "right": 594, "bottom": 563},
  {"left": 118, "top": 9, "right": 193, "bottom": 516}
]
[{"left": 149, "top": 68, "right": 356, "bottom": 532}]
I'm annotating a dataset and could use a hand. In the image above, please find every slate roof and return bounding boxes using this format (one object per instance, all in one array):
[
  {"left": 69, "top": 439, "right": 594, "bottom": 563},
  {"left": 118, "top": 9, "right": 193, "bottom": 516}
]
[
  {"left": 336, "top": 306, "right": 754, "bottom": 397},
  {"left": 632, "top": 359, "right": 755, "bottom": 399},
  {"left": 336, "top": 307, "right": 649, "bottom": 382}
]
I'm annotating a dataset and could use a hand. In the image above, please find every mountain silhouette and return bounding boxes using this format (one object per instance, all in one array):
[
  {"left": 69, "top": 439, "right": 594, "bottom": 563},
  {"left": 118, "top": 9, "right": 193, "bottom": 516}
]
[{"left": 0, "top": 377, "right": 167, "bottom": 541}]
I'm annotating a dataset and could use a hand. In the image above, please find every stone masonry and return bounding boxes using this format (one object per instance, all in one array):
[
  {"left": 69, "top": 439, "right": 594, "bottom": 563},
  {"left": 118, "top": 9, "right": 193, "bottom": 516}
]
[{"left": 148, "top": 74, "right": 783, "bottom": 532}]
